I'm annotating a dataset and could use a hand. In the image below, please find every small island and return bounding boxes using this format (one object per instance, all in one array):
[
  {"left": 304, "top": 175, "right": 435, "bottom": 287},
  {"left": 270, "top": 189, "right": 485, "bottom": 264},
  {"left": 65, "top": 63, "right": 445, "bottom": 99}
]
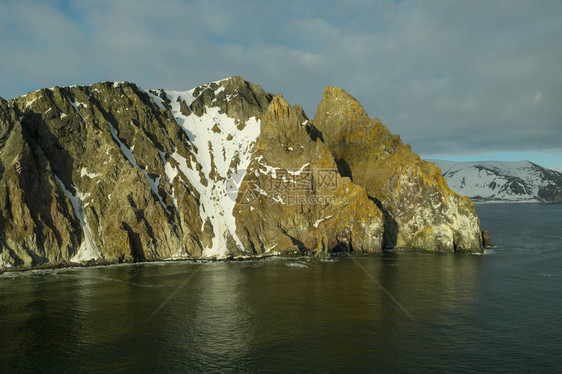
[{"left": 0, "top": 77, "right": 483, "bottom": 270}]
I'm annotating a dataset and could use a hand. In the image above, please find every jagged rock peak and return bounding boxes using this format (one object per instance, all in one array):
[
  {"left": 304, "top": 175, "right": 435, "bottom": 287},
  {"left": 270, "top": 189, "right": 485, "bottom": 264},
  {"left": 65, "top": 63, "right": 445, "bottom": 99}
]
[
  {"left": 312, "top": 85, "right": 483, "bottom": 253},
  {"left": 260, "top": 94, "right": 309, "bottom": 148},
  {"left": 207, "top": 76, "right": 268, "bottom": 97},
  {"left": 266, "top": 94, "right": 306, "bottom": 119},
  {"left": 269, "top": 93, "right": 290, "bottom": 108},
  {"left": 187, "top": 76, "right": 273, "bottom": 122},
  {"left": 318, "top": 85, "right": 370, "bottom": 123}
]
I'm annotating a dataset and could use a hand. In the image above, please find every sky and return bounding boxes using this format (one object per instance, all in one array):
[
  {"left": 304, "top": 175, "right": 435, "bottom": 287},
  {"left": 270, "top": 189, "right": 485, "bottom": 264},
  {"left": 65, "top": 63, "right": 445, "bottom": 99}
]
[{"left": 1, "top": 0, "right": 561, "bottom": 171}]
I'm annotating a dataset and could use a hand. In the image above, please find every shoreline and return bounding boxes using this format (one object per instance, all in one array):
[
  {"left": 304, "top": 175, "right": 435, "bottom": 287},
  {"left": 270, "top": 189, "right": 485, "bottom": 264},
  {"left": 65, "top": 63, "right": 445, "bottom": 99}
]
[
  {"left": 0, "top": 247, "right": 493, "bottom": 275},
  {"left": 0, "top": 253, "right": 282, "bottom": 276}
]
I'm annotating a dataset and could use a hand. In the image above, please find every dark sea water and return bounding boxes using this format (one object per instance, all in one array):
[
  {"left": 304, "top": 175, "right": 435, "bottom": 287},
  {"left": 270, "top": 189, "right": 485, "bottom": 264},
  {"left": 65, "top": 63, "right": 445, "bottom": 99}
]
[{"left": 1, "top": 204, "right": 561, "bottom": 373}]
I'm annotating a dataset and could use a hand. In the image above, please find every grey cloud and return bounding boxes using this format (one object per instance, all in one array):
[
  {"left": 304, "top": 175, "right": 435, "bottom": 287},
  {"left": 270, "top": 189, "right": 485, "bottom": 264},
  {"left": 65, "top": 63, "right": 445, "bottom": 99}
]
[{"left": 1, "top": 0, "right": 560, "bottom": 158}]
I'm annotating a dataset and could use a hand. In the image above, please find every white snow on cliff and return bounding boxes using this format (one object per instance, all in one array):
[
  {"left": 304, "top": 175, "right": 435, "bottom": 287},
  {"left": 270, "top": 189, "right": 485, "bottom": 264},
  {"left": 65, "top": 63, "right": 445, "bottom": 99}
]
[
  {"left": 55, "top": 176, "right": 103, "bottom": 262},
  {"left": 145, "top": 82, "right": 260, "bottom": 258}
]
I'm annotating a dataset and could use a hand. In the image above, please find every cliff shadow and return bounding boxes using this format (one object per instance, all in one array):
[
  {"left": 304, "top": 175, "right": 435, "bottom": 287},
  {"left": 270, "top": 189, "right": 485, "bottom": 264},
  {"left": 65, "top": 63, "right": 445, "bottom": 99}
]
[
  {"left": 368, "top": 196, "right": 398, "bottom": 250},
  {"left": 122, "top": 222, "right": 146, "bottom": 262},
  {"left": 335, "top": 158, "right": 353, "bottom": 180},
  {"left": 305, "top": 123, "right": 324, "bottom": 142},
  {"left": 280, "top": 228, "right": 308, "bottom": 255},
  {"left": 19, "top": 111, "right": 79, "bottom": 260},
  {"left": 95, "top": 101, "right": 168, "bottom": 153},
  {"left": 21, "top": 111, "right": 76, "bottom": 187}
]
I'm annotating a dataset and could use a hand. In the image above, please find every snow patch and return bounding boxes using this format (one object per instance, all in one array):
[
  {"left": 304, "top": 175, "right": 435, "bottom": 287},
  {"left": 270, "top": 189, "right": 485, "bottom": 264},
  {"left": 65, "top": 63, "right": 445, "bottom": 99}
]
[
  {"left": 55, "top": 176, "right": 102, "bottom": 262},
  {"left": 146, "top": 90, "right": 167, "bottom": 112},
  {"left": 0, "top": 254, "right": 12, "bottom": 268},
  {"left": 253, "top": 184, "right": 269, "bottom": 197},
  {"left": 314, "top": 215, "right": 334, "bottom": 228},
  {"left": 288, "top": 163, "right": 310, "bottom": 176},
  {"left": 208, "top": 77, "right": 233, "bottom": 86},
  {"left": 68, "top": 98, "right": 86, "bottom": 122},
  {"left": 25, "top": 96, "right": 41, "bottom": 109},
  {"left": 81, "top": 168, "right": 101, "bottom": 179},
  {"left": 256, "top": 155, "right": 279, "bottom": 178},
  {"left": 163, "top": 157, "right": 179, "bottom": 183},
  {"left": 265, "top": 243, "right": 278, "bottom": 252},
  {"left": 163, "top": 89, "right": 261, "bottom": 258}
]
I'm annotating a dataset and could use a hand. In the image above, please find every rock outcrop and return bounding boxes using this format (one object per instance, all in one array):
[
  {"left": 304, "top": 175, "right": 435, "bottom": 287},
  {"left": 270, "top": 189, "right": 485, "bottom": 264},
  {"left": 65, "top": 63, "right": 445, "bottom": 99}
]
[
  {"left": 0, "top": 77, "right": 482, "bottom": 269},
  {"left": 482, "top": 230, "right": 492, "bottom": 248},
  {"left": 234, "top": 94, "right": 384, "bottom": 257},
  {"left": 312, "top": 86, "right": 482, "bottom": 252}
]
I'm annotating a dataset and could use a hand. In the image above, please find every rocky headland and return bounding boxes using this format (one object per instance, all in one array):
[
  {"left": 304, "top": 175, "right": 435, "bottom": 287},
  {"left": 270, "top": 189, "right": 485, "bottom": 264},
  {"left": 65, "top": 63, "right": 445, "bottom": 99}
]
[{"left": 0, "top": 77, "right": 483, "bottom": 269}]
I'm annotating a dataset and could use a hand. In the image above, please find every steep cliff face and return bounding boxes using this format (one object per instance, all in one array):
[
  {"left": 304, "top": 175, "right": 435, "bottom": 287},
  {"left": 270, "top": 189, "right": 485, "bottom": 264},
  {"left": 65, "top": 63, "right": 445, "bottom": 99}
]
[
  {"left": 1, "top": 82, "right": 203, "bottom": 266},
  {"left": 0, "top": 77, "right": 482, "bottom": 269},
  {"left": 312, "top": 86, "right": 482, "bottom": 253},
  {"left": 234, "top": 95, "right": 384, "bottom": 257}
]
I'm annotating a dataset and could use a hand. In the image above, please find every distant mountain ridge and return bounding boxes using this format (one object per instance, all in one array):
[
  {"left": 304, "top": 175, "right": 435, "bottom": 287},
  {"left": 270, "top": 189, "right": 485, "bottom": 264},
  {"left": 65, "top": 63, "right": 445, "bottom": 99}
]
[{"left": 429, "top": 160, "right": 562, "bottom": 203}]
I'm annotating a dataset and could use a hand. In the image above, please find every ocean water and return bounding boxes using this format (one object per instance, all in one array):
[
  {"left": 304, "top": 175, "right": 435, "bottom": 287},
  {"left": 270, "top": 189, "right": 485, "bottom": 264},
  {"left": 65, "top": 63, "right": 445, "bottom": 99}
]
[{"left": 0, "top": 204, "right": 561, "bottom": 373}]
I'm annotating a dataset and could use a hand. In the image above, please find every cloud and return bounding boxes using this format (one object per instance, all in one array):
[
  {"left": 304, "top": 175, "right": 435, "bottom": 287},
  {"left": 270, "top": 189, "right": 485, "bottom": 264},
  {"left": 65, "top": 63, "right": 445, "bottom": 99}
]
[{"left": 1, "top": 0, "right": 561, "bottom": 161}]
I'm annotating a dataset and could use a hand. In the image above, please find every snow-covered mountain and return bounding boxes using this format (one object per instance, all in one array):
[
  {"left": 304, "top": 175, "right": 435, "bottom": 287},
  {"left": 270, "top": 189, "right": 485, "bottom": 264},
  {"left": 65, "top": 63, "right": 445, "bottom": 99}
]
[{"left": 429, "top": 160, "right": 562, "bottom": 203}]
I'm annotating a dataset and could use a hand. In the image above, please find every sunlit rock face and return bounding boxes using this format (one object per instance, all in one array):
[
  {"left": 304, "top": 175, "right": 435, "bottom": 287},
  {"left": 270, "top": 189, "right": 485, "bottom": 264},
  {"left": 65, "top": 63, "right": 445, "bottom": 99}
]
[
  {"left": 0, "top": 77, "right": 481, "bottom": 269},
  {"left": 312, "top": 86, "right": 482, "bottom": 253}
]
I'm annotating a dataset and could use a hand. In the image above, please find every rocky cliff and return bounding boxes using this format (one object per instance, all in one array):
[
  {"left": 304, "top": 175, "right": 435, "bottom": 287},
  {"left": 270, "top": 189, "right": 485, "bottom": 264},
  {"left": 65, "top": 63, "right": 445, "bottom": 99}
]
[
  {"left": 0, "top": 77, "right": 482, "bottom": 269},
  {"left": 313, "top": 87, "right": 482, "bottom": 252}
]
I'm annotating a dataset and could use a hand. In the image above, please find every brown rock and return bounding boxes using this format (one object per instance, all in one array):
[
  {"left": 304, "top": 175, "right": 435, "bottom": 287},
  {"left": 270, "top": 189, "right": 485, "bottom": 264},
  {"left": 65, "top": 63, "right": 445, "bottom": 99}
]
[
  {"left": 312, "top": 86, "right": 482, "bottom": 253},
  {"left": 0, "top": 77, "right": 483, "bottom": 269},
  {"left": 482, "top": 230, "right": 492, "bottom": 247}
]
